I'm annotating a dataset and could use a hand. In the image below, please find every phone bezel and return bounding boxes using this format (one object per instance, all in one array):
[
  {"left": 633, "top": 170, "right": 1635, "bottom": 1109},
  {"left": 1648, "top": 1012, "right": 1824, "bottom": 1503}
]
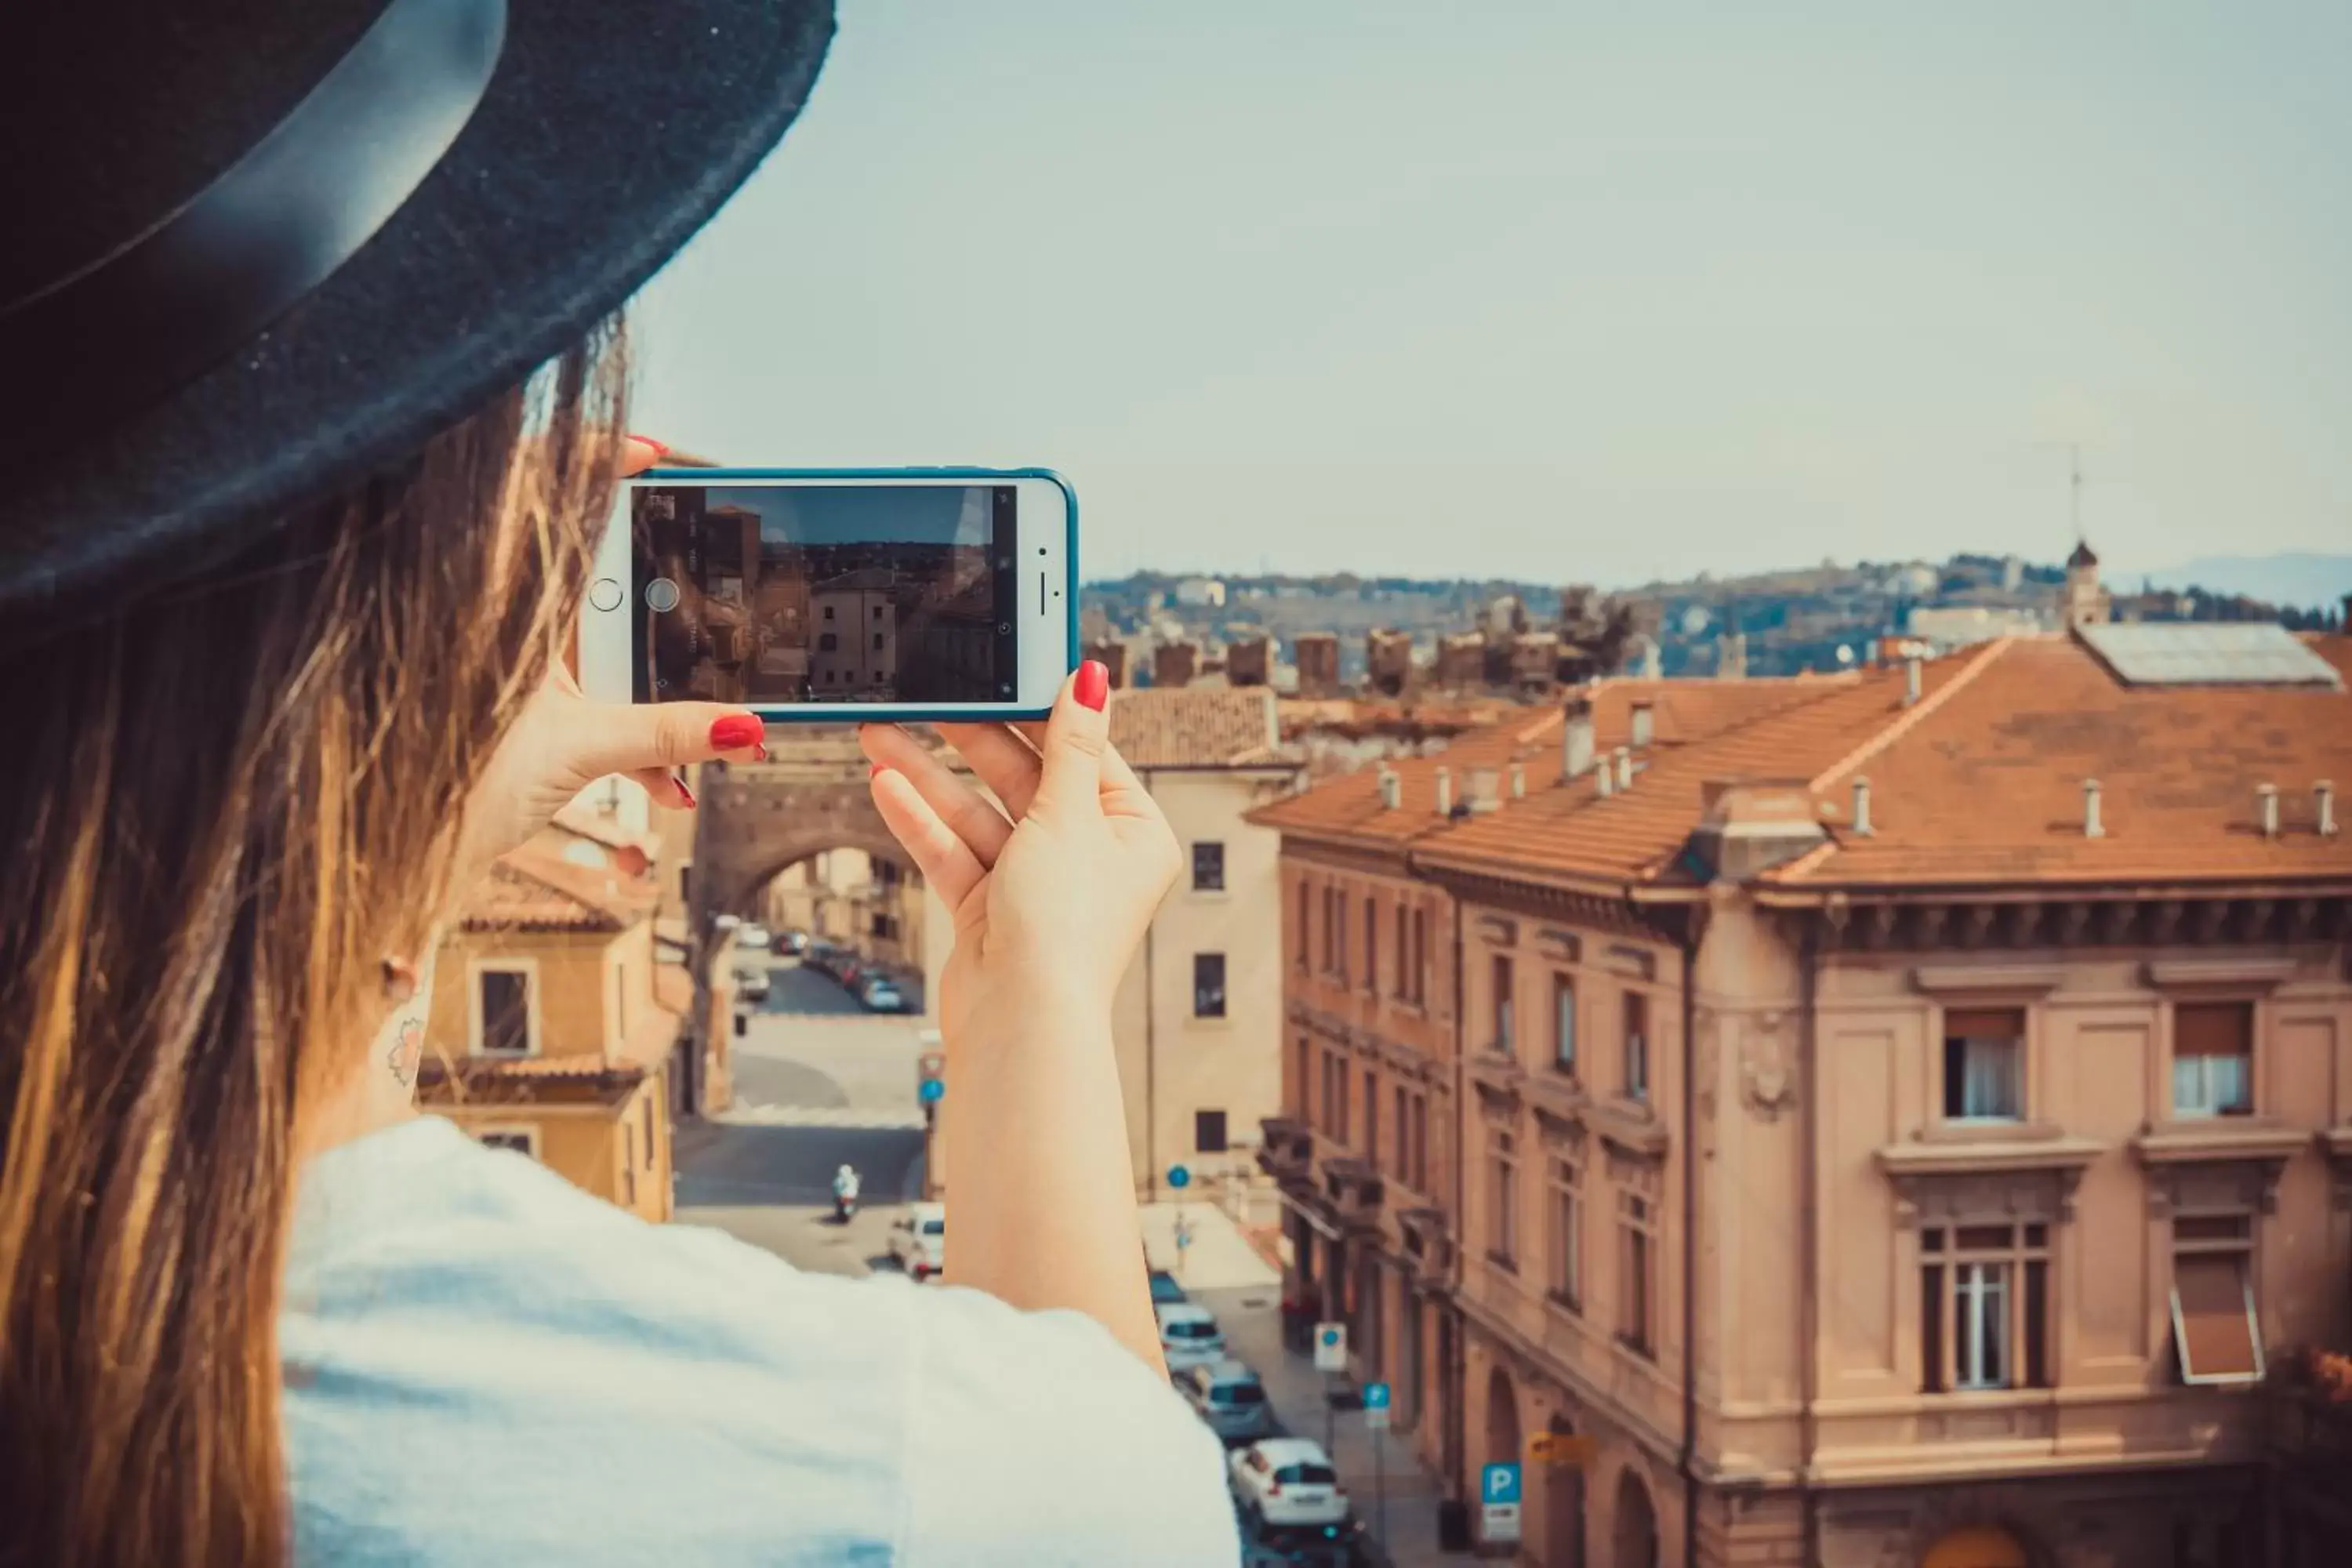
[{"left": 582, "top": 466, "right": 1080, "bottom": 722}]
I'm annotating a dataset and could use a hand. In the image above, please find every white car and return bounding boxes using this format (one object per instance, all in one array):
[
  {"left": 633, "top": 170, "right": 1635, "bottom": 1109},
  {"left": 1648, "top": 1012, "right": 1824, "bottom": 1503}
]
[
  {"left": 736, "top": 922, "right": 772, "bottom": 953},
  {"left": 888, "top": 1203, "right": 946, "bottom": 1281},
  {"left": 1229, "top": 1438, "right": 1348, "bottom": 1530},
  {"left": 732, "top": 966, "right": 770, "bottom": 1003},
  {"left": 1155, "top": 1303, "right": 1226, "bottom": 1370}
]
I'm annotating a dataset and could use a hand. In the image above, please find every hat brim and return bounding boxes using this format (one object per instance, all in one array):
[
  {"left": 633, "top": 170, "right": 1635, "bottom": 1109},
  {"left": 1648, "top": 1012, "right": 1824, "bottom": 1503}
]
[{"left": 0, "top": 0, "right": 834, "bottom": 633}]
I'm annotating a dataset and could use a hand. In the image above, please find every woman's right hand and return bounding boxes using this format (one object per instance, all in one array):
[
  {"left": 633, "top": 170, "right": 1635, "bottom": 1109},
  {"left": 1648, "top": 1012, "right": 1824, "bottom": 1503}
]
[{"left": 856, "top": 662, "right": 1175, "bottom": 1047}]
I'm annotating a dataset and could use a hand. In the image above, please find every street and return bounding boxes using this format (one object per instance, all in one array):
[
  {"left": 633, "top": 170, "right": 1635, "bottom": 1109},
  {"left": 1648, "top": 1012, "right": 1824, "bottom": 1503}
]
[{"left": 674, "top": 958, "right": 929, "bottom": 1276}]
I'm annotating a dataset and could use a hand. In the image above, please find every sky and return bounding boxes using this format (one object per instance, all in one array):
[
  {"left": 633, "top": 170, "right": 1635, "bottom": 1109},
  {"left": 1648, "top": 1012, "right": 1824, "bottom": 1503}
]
[{"left": 630, "top": 2, "right": 2352, "bottom": 589}]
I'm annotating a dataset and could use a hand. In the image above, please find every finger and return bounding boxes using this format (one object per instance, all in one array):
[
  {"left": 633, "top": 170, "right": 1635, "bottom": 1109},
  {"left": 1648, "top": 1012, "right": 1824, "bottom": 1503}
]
[
  {"left": 933, "top": 722, "right": 1044, "bottom": 819},
  {"left": 563, "top": 699, "right": 767, "bottom": 782},
  {"left": 869, "top": 765, "right": 987, "bottom": 912},
  {"left": 859, "top": 725, "right": 1014, "bottom": 866},
  {"left": 1029, "top": 661, "right": 1112, "bottom": 822},
  {"left": 621, "top": 435, "right": 672, "bottom": 478},
  {"left": 625, "top": 764, "right": 695, "bottom": 810},
  {"left": 1009, "top": 718, "right": 1156, "bottom": 820}
]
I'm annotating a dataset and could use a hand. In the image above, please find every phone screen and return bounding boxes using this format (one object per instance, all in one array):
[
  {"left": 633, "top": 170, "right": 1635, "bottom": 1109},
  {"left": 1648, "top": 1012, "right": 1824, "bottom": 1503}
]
[{"left": 630, "top": 482, "right": 1018, "bottom": 706}]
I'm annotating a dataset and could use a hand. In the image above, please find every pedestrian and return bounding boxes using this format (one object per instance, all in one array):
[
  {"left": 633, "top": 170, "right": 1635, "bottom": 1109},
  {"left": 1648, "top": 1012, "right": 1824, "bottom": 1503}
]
[
  {"left": 0, "top": 5, "right": 1233, "bottom": 1566},
  {"left": 1174, "top": 1210, "right": 1195, "bottom": 1276}
]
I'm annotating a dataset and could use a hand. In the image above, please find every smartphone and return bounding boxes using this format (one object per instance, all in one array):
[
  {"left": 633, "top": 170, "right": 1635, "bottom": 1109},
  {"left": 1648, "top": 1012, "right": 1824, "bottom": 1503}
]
[{"left": 582, "top": 468, "right": 1077, "bottom": 721}]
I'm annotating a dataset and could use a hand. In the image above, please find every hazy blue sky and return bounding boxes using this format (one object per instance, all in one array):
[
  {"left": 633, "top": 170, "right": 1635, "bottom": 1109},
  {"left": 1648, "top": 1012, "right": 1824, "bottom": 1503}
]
[{"left": 630, "top": 2, "right": 2350, "bottom": 588}]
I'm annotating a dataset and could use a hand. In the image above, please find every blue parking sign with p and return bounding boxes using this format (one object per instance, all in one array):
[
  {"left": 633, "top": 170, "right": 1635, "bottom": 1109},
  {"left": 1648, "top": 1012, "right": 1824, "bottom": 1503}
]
[{"left": 1482, "top": 1462, "right": 1521, "bottom": 1505}]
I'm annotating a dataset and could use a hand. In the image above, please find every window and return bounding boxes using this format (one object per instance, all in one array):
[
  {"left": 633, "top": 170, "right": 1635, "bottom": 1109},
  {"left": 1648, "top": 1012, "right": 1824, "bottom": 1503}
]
[
  {"left": 1489, "top": 1131, "right": 1518, "bottom": 1268},
  {"left": 1548, "top": 1157, "right": 1583, "bottom": 1311},
  {"left": 1192, "top": 841, "right": 1225, "bottom": 892},
  {"left": 1941, "top": 1007, "right": 2024, "bottom": 1121},
  {"left": 1491, "top": 955, "right": 1515, "bottom": 1053},
  {"left": 1920, "top": 1222, "right": 2050, "bottom": 1392},
  {"left": 1295, "top": 880, "right": 1310, "bottom": 971},
  {"left": 1411, "top": 909, "right": 1428, "bottom": 1005},
  {"left": 1363, "top": 1069, "right": 1379, "bottom": 1159},
  {"left": 818, "top": 631, "right": 838, "bottom": 652},
  {"left": 1410, "top": 1094, "right": 1428, "bottom": 1192},
  {"left": 474, "top": 967, "right": 532, "bottom": 1056},
  {"left": 623, "top": 1124, "right": 638, "bottom": 1207},
  {"left": 2173, "top": 1003, "right": 2253, "bottom": 1118},
  {"left": 1393, "top": 1084, "right": 1409, "bottom": 1180},
  {"left": 1363, "top": 898, "right": 1378, "bottom": 995},
  {"left": 872, "top": 632, "right": 884, "bottom": 651},
  {"left": 1295, "top": 1036, "right": 1312, "bottom": 1117},
  {"left": 1196, "top": 1109, "right": 1229, "bottom": 1153},
  {"left": 1620, "top": 1192, "right": 1656, "bottom": 1356},
  {"left": 478, "top": 1129, "right": 535, "bottom": 1156},
  {"left": 1552, "top": 975, "right": 1577, "bottom": 1076},
  {"left": 1335, "top": 890, "right": 1349, "bottom": 985},
  {"left": 2170, "top": 1213, "right": 2263, "bottom": 1385},
  {"left": 1321, "top": 886, "right": 1338, "bottom": 973},
  {"left": 1192, "top": 953, "right": 1226, "bottom": 1018},
  {"left": 1623, "top": 990, "right": 1649, "bottom": 1102},
  {"left": 871, "top": 604, "right": 883, "bottom": 622},
  {"left": 1393, "top": 906, "right": 1410, "bottom": 997},
  {"left": 1325, "top": 1050, "right": 1349, "bottom": 1142},
  {"left": 642, "top": 1098, "right": 659, "bottom": 1170}
]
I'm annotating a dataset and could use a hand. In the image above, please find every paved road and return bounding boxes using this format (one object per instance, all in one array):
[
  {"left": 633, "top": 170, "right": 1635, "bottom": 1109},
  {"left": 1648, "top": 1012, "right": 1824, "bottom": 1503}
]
[{"left": 676, "top": 958, "right": 931, "bottom": 1278}]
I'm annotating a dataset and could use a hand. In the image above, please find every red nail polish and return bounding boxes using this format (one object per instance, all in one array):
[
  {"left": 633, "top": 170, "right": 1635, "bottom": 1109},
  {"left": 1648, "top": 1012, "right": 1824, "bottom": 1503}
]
[
  {"left": 630, "top": 434, "right": 672, "bottom": 456},
  {"left": 676, "top": 775, "right": 697, "bottom": 809},
  {"left": 870, "top": 762, "right": 885, "bottom": 779},
  {"left": 710, "top": 714, "right": 764, "bottom": 751},
  {"left": 1074, "top": 660, "right": 1109, "bottom": 712},
  {"left": 754, "top": 743, "right": 770, "bottom": 763}
]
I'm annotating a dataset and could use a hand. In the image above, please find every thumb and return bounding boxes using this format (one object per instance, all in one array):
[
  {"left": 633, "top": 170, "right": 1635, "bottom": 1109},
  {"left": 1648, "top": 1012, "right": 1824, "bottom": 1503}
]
[
  {"left": 1029, "top": 660, "right": 1112, "bottom": 818},
  {"left": 562, "top": 698, "right": 767, "bottom": 783}
]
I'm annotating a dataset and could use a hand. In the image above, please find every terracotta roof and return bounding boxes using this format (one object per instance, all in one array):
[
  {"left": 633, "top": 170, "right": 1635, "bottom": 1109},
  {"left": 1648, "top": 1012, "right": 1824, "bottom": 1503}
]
[
  {"left": 1581, "top": 673, "right": 1857, "bottom": 750},
  {"left": 416, "top": 1054, "right": 648, "bottom": 1109},
  {"left": 1110, "top": 688, "right": 1281, "bottom": 768},
  {"left": 1248, "top": 708, "right": 1566, "bottom": 852},
  {"left": 459, "top": 847, "right": 658, "bottom": 933}
]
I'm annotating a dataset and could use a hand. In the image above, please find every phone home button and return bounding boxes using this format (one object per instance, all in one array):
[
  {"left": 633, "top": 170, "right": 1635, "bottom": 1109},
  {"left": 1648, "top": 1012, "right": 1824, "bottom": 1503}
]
[{"left": 587, "top": 578, "right": 624, "bottom": 612}]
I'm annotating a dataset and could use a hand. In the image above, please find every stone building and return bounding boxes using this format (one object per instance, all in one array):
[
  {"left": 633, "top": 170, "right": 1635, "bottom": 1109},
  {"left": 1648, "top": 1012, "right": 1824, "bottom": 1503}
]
[
  {"left": 1153, "top": 638, "right": 1200, "bottom": 690},
  {"left": 1294, "top": 633, "right": 1342, "bottom": 698}
]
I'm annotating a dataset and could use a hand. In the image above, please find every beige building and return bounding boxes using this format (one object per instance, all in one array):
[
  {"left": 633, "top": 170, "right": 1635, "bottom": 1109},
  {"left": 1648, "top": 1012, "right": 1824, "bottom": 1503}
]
[{"left": 1258, "top": 597, "right": 2352, "bottom": 1566}]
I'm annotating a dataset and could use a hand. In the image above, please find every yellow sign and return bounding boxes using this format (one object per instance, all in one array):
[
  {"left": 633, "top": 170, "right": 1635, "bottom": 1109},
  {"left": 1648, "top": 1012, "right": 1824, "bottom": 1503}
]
[
  {"left": 1526, "top": 1432, "right": 1597, "bottom": 1468},
  {"left": 1922, "top": 1526, "right": 2028, "bottom": 1568}
]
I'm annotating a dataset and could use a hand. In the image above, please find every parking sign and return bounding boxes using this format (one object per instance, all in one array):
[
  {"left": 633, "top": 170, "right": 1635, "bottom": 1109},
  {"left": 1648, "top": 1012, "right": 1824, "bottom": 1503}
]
[
  {"left": 1362, "top": 1381, "right": 1391, "bottom": 1432},
  {"left": 1480, "top": 1462, "right": 1523, "bottom": 1544},
  {"left": 1312, "top": 1321, "right": 1347, "bottom": 1372}
]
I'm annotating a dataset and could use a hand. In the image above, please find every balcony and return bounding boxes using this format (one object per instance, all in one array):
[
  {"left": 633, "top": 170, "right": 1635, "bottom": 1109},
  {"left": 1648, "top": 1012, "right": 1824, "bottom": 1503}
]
[
  {"left": 1397, "top": 1206, "right": 1457, "bottom": 1285},
  {"left": 1258, "top": 1117, "right": 1314, "bottom": 1184},
  {"left": 1323, "top": 1156, "right": 1385, "bottom": 1232}
]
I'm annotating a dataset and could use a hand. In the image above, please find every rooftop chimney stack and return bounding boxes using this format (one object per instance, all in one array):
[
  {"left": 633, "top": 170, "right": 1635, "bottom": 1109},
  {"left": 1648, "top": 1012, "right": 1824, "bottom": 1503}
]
[
  {"left": 2258, "top": 783, "right": 2280, "bottom": 839},
  {"left": 1904, "top": 655, "right": 1923, "bottom": 707},
  {"left": 1467, "top": 767, "right": 1503, "bottom": 814},
  {"left": 1852, "top": 776, "right": 1874, "bottom": 837},
  {"left": 1377, "top": 765, "right": 1402, "bottom": 811},
  {"left": 1613, "top": 746, "right": 1634, "bottom": 792},
  {"left": 2083, "top": 778, "right": 2105, "bottom": 839},
  {"left": 1434, "top": 767, "right": 1454, "bottom": 817},
  {"left": 1562, "top": 703, "right": 1596, "bottom": 779},
  {"left": 2319, "top": 780, "right": 2339, "bottom": 838},
  {"left": 1509, "top": 762, "right": 1526, "bottom": 800},
  {"left": 1629, "top": 702, "right": 1655, "bottom": 750},
  {"left": 1597, "top": 760, "right": 1616, "bottom": 799}
]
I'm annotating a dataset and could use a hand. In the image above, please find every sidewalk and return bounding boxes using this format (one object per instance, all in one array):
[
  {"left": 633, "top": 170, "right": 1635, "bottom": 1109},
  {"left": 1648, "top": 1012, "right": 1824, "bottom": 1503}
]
[{"left": 1203, "top": 1287, "right": 1459, "bottom": 1568}]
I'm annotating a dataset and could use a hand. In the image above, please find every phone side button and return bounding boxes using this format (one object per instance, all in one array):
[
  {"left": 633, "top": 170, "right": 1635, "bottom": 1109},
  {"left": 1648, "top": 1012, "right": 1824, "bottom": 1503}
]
[{"left": 588, "top": 578, "right": 624, "bottom": 612}]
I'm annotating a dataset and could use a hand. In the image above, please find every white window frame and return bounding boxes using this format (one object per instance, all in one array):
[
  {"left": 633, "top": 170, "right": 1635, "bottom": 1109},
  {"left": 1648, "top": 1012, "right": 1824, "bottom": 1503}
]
[
  {"left": 468, "top": 956, "right": 542, "bottom": 1058},
  {"left": 474, "top": 1123, "right": 541, "bottom": 1159},
  {"left": 1953, "top": 1260, "right": 2011, "bottom": 1390},
  {"left": 2172, "top": 1051, "right": 2252, "bottom": 1120},
  {"left": 1947, "top": 1033, "right": 2024, "bottom": 1123}
]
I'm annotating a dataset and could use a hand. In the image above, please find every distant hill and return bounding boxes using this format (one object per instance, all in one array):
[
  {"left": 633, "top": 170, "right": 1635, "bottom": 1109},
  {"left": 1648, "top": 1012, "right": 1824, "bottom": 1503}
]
[{"left": 2133, "top": 554, "right": 2352, "bottom": 613}]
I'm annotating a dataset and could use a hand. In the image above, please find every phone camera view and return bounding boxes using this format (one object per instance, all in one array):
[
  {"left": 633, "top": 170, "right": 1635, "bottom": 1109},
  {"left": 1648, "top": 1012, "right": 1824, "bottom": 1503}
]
[{"left": 633, "top": 484, "right": 1017, "bottom": 706}]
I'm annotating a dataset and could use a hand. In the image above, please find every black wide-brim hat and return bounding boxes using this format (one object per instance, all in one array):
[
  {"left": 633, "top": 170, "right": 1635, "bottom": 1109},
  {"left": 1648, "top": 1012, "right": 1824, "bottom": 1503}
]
[{"left": 0, "top": 0, "right": 833, "bottom": 638}]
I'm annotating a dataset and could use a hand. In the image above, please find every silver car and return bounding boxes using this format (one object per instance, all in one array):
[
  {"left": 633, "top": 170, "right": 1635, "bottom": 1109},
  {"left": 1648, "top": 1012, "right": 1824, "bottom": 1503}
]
[{"left": 1180, "top": 1359, "right": 1272, "bottom": 1443}]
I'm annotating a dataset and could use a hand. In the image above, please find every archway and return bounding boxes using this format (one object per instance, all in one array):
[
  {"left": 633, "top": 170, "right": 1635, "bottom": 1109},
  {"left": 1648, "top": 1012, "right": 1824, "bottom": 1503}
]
[
  {"left": 1613, "top": 1467, "right": 1658, "bottom": 1568},
  {"left": 1922, "top": 1525, "right": 2030, "bottom": 1568},
  {"left": 1543, "top": 1413, "right": 1586, "bottom": 1568}
]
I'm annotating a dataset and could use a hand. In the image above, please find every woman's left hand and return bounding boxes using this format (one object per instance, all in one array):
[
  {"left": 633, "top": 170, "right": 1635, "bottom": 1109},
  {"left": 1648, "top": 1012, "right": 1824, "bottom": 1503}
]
[{"left": 450, "top": 435, "right": 765, "bottom": 887}]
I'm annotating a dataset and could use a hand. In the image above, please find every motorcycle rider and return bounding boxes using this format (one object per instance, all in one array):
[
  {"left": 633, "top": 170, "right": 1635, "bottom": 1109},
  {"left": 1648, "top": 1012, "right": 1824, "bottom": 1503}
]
[{"left": 832, "top": 1162, "right": 861, "bottom": 1222}]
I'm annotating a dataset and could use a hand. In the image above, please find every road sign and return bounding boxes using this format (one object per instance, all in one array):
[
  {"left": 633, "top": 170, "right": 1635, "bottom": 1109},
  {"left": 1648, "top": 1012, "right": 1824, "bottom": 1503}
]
[
  {"left": 1167, "top": 1163, "right": 1190, "bottom": 1189},
  {"left": 917, "top": 1077, "right": 944, "bottom": 1105},
  {"left": 1312, "top": 1321, "right": 1347, "bottom": 1372},
  {"left": 1480, "top": 1462, "right": 1523, "bottom": 1544},
  {"left": 1363, "top": 1381, "right": 1391, "bottom": 1431}
]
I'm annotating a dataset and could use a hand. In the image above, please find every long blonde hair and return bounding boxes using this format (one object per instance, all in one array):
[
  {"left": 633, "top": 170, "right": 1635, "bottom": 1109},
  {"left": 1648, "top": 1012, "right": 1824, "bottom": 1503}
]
[{"left": 0, "top": 325, "right": 626, "bottom": 1566}]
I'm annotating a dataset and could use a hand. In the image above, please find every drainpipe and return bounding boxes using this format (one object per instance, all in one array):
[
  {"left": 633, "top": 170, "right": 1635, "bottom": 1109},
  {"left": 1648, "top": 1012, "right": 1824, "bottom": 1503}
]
[
  {"left": 1798, "top": 915, "right": 1823, "bottom": 1565},
  {"left": 1679, "top": 924, "right": 1700, "bottom": 1563},
  {"left": 1142, "top": 766, "right": 1159, "bottom": 1205},
  {"left": 1447, "top": 883, "right": 1469, "bottom": 1508}
]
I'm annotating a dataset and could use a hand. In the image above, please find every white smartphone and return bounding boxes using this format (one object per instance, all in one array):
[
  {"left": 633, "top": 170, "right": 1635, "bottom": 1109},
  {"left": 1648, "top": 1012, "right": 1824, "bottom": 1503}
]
[{"left": 581, "top": 468, "right": 1078, "bottom": 721}]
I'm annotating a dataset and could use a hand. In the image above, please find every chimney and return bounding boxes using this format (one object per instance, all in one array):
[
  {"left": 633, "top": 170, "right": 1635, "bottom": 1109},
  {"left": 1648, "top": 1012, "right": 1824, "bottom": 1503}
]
[
  {"left": 1613, "top": 746, "right": 1633, "bottom": 792},
  {"left": 1466, "top": 767, "right": 1503, "bottom": 814},
  {"left": 1377, "top": 765, "right": 1401, "bottom": 811},
  {"left": 1852, "top": 776, "right": 1874, "bottom": 837},
  {"left": 1596, "top": 760, "right": 1616, "bottom": 798},
  {"left": 1434, "top": 767, "right": 1454, "bottom": 817},
  {"left": 2083, "top": 779, "right": 2104, "bottom": 839},
  {"left": 1509, "top": 762, "right": 1526, "bottom": 800},
  {"left": 1562, "top": 704, "right": 1596, "bottom": 778},
  {"left": 1629, "top": 701, "right": 1654, "bottom": 750},
  {"left": 2257, "top": 783, "right": 2279, "bottom": 839},
  {"left": 2320, "top": 780, "right": 2339, "bottom": 838},
  {"left": 1904, "top": 655, "right": 1923, "bottom": 707}
]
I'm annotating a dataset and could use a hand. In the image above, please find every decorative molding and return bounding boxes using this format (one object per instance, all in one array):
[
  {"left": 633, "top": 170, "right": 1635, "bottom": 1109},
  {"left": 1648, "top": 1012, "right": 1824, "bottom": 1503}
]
[
  {"left": 2132, "top": 1119, "right": 2306, "bottom": 1214},
  {"left": 1738, "top": 1015, "right": 1798, "bottom": 1123},
  {"left": 1476, "top": 915, "right": 1519, "bottom": 947},
  {"left": 1911, "top": 964, "right": 2065, "bottom": 997},
  {"left": 1589, "top": 1096, "right": 1670, "bottom": 1166},
  {"left": 1606, "top": 943, "right": 1660, "bottom": 982},
  {"left": 1875, "top": 1134, "right": 2101, "bottom": 1227},
  {"left": 2144, "top": 956, "right": 2300, "bottom": 993},
  {"left": 1535, "top": 927, "right": 1583, "bottom": 964}
]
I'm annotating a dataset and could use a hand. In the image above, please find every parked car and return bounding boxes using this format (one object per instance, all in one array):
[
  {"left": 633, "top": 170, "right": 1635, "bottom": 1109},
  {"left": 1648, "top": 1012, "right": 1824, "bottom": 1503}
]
[
  {"left": 1148, "top": 1269, "right": 1186, "bottom": 1307},
  {"left": 1229, "top": 1439, "right": 1348, "bottom": 1533},
  {"left": 1156, "top": 1303, "right": 1226, "bottom": 1371},
  {"left": 837, "top": 958, "right": 865, "bottom": 991},
  {"left": 732, "top": 966, "right": 771, "bottom": 1004},
  {"left": 858, "top": 975, "right": 909, "bottom": 1013},
  {"left": 803, "top": 942, "right": 844, "bottom": 977},
  {"left": 887, "top": 1203, "right": 947, "bottom": 1281},
  {"left": 1180, "top": 1359, "right": 1273, "bottom": 1444},
  {"left": 735, "top": 922, "right": 772, "bottom": 953},
  {"left": 777, "top": 928, "right": 808, "bottom": 955}
]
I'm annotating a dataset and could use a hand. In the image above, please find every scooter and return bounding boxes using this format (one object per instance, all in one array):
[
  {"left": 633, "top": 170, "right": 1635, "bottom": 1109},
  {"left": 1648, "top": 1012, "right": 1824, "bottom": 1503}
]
[{"left": 833, "top": 1190, "right": 859, "bottom": 1224}]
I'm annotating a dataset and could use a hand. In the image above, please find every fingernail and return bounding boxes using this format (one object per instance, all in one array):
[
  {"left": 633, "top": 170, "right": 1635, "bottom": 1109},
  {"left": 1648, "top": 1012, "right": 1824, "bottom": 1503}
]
[
  {"left": 1074, "top": 660, "right": 1109, "bottom": 712},
  {"left": 630, "top": 434, "right": 672, "bottom": 456},
  {"left": 675, "top": 774, "right": 697, "bottom": 809},
  {"left": 870, "top": 762, "right": 886, "bottom": 779},
  {"left": 754, "top": 743, "right": 770, "bottom": 762},
  {"left": 710, "top": 714, "right": 764, "bottom": 751}
]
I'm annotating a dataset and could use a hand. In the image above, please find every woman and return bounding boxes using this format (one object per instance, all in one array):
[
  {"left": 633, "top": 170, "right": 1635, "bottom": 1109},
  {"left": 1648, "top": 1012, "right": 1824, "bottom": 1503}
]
[{"left": 0, "top": 5, "right": 1237, "bottom": 1565}]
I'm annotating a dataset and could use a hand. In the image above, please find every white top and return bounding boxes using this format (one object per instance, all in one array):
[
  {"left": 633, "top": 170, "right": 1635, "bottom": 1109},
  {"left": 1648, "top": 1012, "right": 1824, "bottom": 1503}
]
[{"left": 280, "top": 1116, "right": 1240, "bottom": 1566}]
